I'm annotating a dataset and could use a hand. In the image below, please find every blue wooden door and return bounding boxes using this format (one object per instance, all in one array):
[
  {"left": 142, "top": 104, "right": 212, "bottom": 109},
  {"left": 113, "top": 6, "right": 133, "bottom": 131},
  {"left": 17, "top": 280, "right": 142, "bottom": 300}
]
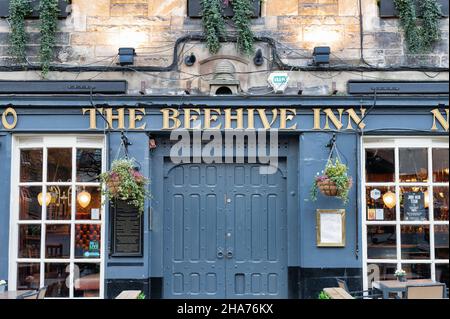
[{"left": 163, "top": 161, "right": 287, "bottom": 299}]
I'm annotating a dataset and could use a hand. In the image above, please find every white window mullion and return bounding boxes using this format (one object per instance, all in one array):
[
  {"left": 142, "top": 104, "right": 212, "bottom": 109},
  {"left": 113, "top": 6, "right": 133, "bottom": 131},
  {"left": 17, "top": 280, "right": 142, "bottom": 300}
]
[
  {"left": 428, "top": 146, "right": 436, "bottom": 281},
  {"left": 40, "top": 146, "right": 48, "bottom": 289},
  {"left": 394, "top": 146, "right": 401, "bottom": 267},
  {"left": 70, "top": 146, "right": 76, "bottom": 298}
]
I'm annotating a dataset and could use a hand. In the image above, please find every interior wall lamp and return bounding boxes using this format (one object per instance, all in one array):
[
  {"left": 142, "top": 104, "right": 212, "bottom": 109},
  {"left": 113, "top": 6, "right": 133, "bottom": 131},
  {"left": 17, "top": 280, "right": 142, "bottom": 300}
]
[
  {"left": 118, "top": 48, "right": 136, "bottom": 66},
  {"left": 312, "top": 46, "right": 330, "bottom": 66},
  {"left": 383, "top": 191, "right": 397, "bottom": 209}
]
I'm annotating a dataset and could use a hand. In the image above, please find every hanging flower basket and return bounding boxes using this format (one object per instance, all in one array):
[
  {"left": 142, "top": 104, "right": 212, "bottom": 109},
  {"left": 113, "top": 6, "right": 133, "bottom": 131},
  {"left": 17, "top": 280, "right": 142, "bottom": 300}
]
[
  {"left": 100, "top": 158, "right": 150, "bottom": 213},
  {"left": 311, "top": 158, "right": 353, "bottom": 204}
]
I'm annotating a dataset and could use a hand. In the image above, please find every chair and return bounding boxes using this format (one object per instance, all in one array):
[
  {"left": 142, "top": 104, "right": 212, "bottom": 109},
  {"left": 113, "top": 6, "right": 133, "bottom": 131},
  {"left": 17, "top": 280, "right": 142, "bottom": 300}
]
[
  {"left": 37, "top": 286, "right": 48, "bottom": 299},
  {"left": 336, "top": 278, "right": 382, "bottom": 299},
  {"left": 16, "top": 290, "right": 39, "bottom": 299},
  {"left": 405, "top": 284, "right": 446, "bottom": 299}
]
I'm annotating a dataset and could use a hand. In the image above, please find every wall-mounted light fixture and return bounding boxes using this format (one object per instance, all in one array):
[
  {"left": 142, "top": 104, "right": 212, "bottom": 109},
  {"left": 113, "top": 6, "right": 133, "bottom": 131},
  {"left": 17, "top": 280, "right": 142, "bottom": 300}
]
[
  {"left": 253, "top": 49, "right": 264, "bottom": 66},
  {"left": 184, "top": 53, "right": 196, "bottom": 67},
  {"left": 312, "top": 46, "right": 330, "bottom": 66},
  {"left": 383, "top": 191, "right": 397, "bottom": 209},
  {"left": 118, "top": 48, "right": 136, "bottom": 66}
]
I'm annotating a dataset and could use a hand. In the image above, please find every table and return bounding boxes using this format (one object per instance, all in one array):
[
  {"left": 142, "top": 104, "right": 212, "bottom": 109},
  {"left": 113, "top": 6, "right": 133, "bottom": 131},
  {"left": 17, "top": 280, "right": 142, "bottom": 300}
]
[
  {"left": 0, "top": 290, "right": 34, "bottom": 299},
  {"left": 324, "top": 287, "right": 354, "bottom": 299},
  {"left": 373, "top": 279, "right": 436, "bottom": 299}
]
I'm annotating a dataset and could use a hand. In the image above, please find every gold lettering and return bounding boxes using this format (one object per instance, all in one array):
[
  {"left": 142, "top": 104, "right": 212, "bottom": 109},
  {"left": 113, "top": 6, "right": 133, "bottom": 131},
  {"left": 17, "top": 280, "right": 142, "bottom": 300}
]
[
  {"left": 323, "top": 108, "right": 344, "bottom": 130},
  {"left": 1, "top": 107, "right": 18, "bottom": 130},
  {"left": 161, "top": 108, "right": 181, "bottom": 130},
  {"left": 104, "top": 108, "right": 125, "bottom": 130},
  {"left": 224, "top": 108, "right": 244, "bottom": 129},
  {"left": 258, "top": 109, "right": 278, "bottom": 129},
  {"left": 184, "top": 108, "right": 201, "bottom": 129},
  {"left": 280, "top": 108, "right": 297, "bottom": 130},
  {"left": 431, "top": 108, "right": 449, "bottom": 131},
  {"left": 247, "top": 109, "right": 255, "bottom": 129},
  {"left": 82, "top": 108, "right": 102, "bottom": 130},
  {"left": 313, "top": 108, "right": 322, "bottom": 130},
  {"left": 204, "top": 108, "right": 222, "bottom": 130},
  {"left": 346, "top": 108, "right": 366, "bottom": 130},
  {"left": 128, "top": 108, "right": 146, "bottom": 130}
]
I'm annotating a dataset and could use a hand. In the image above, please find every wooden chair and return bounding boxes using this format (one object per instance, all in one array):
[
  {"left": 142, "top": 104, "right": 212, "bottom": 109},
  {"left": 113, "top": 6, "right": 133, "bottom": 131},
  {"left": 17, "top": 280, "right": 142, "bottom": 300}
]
[
  {"left": 323, "top": 287, "right": 354, "bottom": 299},
  {"left": 16, "top": 290, "right": 39, "bottom": 299},
  {"left": 405, "top": 284, "right": 446, "bottom": 299},
  {"left": 336, "top": 278, "right": 382, "bottom": 299},
  {"left": 37, "top": 286, "right": 48, "bottom": 299},
  {"left": 115, "top": 290, "right": 142, "bottom": 299}
]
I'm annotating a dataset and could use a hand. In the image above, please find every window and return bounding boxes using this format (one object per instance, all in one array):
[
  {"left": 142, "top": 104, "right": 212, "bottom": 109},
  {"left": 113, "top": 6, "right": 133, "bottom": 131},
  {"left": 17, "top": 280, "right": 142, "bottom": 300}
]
[
  {"left": 363, "top": 137, "right": 449, "bottom": 290},
  {"left": 10, "top": 136, "right": 105, "bottom": 298}
]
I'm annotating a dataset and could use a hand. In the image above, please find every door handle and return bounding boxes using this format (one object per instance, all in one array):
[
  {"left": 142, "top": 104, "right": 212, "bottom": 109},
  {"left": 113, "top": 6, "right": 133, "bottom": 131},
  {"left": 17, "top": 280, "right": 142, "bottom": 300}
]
[
  {"left": 217, "top": 249, "right": 224, "bottom": 259},
  {"left": 226, "top": 250, "right": 233, "bottom": 259}
]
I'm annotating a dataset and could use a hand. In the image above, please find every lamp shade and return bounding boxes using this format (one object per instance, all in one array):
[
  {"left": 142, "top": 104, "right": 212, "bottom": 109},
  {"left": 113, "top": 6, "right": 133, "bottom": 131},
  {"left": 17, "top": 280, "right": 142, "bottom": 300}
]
[
  {"left": 424, "top": 190, "right": 430, "bottom": 208},
  {"left": 37, "top": 192, "right": 51, "bottom": 206},
  {"left": 383, "top": 191, "right": 397, "bottom": 209},
  {"left": 77, "top": 190, "right": 91, "bottom": 208}
]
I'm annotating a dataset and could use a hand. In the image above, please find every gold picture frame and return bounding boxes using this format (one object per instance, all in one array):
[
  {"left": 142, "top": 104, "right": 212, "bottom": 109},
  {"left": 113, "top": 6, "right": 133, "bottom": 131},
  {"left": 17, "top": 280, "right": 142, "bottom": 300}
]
[{"left": 316, "top": 209, "right": 346, "bottom": 247}]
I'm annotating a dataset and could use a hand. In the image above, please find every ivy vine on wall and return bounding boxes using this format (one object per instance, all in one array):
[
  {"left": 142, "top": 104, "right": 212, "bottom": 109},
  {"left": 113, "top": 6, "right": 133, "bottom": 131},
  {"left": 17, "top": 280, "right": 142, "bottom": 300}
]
[
  {"left": 394, "top": 0, "right": 442, "bottom": 53},
  {"left": 39, "top": 0, "right": 60, "bottom": 76},
  {"left": 201, "top": 0, "right": 226, "bottom": 54},
  {"left": 8, "top": 0, "right": 32, "bottom": 63},
  {"left": 231, "top": 0, "right": 255, "bottom": 55}
]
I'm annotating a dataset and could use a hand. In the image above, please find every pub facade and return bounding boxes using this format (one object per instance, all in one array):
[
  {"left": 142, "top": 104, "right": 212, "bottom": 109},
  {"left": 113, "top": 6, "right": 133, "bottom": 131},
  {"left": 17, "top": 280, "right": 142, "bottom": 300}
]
[{"left": 0, "top": 0, "right": 449, "bottom": 299}]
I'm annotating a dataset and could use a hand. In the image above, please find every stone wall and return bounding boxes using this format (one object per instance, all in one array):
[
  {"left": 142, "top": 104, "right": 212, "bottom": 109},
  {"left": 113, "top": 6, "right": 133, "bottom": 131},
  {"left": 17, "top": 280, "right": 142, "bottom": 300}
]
[{"left": 0, "top": 0, "right": 448, "bottom": 94}]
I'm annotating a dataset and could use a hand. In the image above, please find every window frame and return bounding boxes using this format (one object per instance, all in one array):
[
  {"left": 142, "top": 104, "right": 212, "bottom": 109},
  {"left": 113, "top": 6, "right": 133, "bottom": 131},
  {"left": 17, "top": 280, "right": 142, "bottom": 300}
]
[
  {"left": 362, "top": 136, "right": 449, "bottom": 291},
  {"left": 8, "top": 135, "right": 106, "bottom": 299}
]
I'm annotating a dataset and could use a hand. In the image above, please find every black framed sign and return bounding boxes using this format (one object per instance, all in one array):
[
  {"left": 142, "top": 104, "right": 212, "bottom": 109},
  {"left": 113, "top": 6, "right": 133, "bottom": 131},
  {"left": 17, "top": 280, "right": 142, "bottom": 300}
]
[
  {"left": 110, "top": 200, "right": 143, "bottom": 257},
  {"left": 403, "top": 192, "right": 427, "bottom": 221}
]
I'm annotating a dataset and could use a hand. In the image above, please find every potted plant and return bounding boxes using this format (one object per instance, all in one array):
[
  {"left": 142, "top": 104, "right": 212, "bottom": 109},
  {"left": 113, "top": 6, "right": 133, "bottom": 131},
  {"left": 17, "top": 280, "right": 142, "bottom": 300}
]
[
  {"left": 394, "top": 269, "right": 407, "bottom": 282},
  {"left": 0, "top": 280, "right": 7, "bottom": 293},
  {"left": 318, "top": 290, "right": 331, "bottom": 299},
  {"left": 311, "top": 158, "right": 353, "bottom": 204},
  {"left": 100, "top": 158, "right": 150, "bottom": 214}
]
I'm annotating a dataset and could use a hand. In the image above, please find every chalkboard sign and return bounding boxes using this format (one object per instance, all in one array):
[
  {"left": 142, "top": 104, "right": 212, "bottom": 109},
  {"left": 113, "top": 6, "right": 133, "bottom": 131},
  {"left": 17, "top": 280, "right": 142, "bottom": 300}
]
[
  {"left": 111, "top": 200, "right": 143, "bottom": 257},
  {"left": 403, "top": 192, "right": 427, "bottom": 221}
]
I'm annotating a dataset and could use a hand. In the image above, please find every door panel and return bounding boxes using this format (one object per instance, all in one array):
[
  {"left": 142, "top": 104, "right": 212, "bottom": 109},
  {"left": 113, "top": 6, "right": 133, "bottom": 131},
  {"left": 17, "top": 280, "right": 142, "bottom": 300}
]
[{"left": 163, "top": 161, "right": 287, "bottom": 299}]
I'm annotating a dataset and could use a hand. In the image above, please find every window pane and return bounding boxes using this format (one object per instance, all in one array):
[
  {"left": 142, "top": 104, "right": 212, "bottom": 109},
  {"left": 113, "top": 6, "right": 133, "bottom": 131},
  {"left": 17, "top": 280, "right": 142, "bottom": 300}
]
[
  {"left": 47, "top": 148, "right": 72, "bottom": 182},
  {"left": 365, "top": 149, "right": 395, "bottom": 182},
  {"left": 19, "top": 186, "right": 42, "bottom": 220},
  {"left": 366, "top": 263, "right": 397, "bottom": 288},
  {"left": 400, "top": 187, "right": 429, "bottom": 221},
  {"left": 75, "top": 224, "right": 101, "bottom": 259},
  {"left": 401, "top": 263, "right": 431, "bottom": 280},
  {"left": 76, "top": 186, "right": 101, "bottom": 220},
  {"left": 45, "top": 225, "right": 71, "bottom": 259},
  {"left": 20, "top": 149, "right": 43, "bottom": 182},
  {"left": 46, "top": 186, "right": 71, "bottom": 220},
  {"left": 401, "top": 225, "right": 430, "bottom": 260},
  {"left": 44, "top": 263, "right": 70, "bottom": 298},
  {"left": 436, "top": 264, "right": 449, "bottom": 287},
  {"left": 366, "top": 187, "right": 396, "bottom": 221},
  {"left": 433, "top": 148, "right": 449, "bottom": 182},
  {"left": 74, "top": 263, "right": 100, "bottom": 298},
  {"left": 367, "top": 226, "right": 397, "bottom": 259},
  {"left": 17, "top": 263, "right": 40, "bottom": 290},
  {"left": 77, "top": 148, "right": 102, "bottom": 182},
  {"left": 435, "top": 225, "right": 449, "bottom": 260},
  {"left": 399, "top": 148, "right": 428, "bottom": 182},
  {"left": 18, "top": 225, "right": 40, "bottom": 258},
  {"left": 434, "top": 186, "right": 449, "bottom": 221}
]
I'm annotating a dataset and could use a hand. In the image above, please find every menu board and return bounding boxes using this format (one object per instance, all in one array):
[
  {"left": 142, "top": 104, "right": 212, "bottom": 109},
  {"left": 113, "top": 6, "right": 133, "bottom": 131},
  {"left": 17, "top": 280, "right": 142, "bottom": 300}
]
[
  {"left": 316, "top": 209, "right": 346, "bottom": 247},
  {"left": 403, "top": 192, "right": 427, "bottom": 221},
  {"left": 111, "top": 200, "right": 143, "bottom": 257}
]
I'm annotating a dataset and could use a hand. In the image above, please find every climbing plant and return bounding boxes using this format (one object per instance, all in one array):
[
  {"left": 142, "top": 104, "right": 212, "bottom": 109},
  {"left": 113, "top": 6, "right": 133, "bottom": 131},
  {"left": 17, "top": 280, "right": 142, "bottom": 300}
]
[
  {"left": 394, "top": 0, "right": 442, "bottom": 53},
  {"left": 231, "top": 0, "right": 255, "bottom": 55},
  {"left": 201, "top": 0, "right": 226, "bottom": 54},
  {"left": 8, "top": 0, "right": 32, "bottom": 63},
  {"left": 39, "top": 0, "right": 60, "bottom": 76}
]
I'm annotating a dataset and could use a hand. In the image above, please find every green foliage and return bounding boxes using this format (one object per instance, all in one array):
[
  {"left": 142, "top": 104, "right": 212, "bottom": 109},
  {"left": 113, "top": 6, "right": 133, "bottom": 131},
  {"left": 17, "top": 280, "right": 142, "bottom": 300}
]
[
  {"left": 201, "top": 0, "right": 226, "bottom": 54},
  {"left": 311, "top": 158, "right": 352, "bottom": 204},
  {"left": 394, "top": 0, "right": 442, "bottom": 53},
  {"left": 8, "top": 0, "right": 32, "bottom": 63},
  {"left": 231, "top": 0, "right": 255, "bottom": 55},
  {"left": 137, "top": 292, "right": 146, "bottom": 299},
  {"left": 100, "top": 158, "right": 150, "bottom": 213},
  {"left": 39, "top": 0, "right": 60, "bottom": 76},
  {"left": 318, "top": 291, "right": 331, "bottom": 299}
]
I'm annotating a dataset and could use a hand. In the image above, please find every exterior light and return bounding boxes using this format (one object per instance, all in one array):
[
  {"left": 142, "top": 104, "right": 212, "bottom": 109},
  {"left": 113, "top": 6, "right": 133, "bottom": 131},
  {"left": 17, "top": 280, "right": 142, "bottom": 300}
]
[
  {"left": 184, "top": 53, "right": 196, "bottom": 67},
  {"left": 118, "top": 48, "right": 136, "bottom": 66},
  {"left": 253, "top": 49, "right": 264, "bottom": 66},
  {"left": 383, "top": 191, "right": 397, "bottom": 209},
  {"left": 77, "top": 190, "right": 91, "bottom": 208},
  {"left": 312, "top": 46, "right": 330, "bottom": 66},
  {"left": 38, "top": 192, "right": 51, "bottom": 206}
]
